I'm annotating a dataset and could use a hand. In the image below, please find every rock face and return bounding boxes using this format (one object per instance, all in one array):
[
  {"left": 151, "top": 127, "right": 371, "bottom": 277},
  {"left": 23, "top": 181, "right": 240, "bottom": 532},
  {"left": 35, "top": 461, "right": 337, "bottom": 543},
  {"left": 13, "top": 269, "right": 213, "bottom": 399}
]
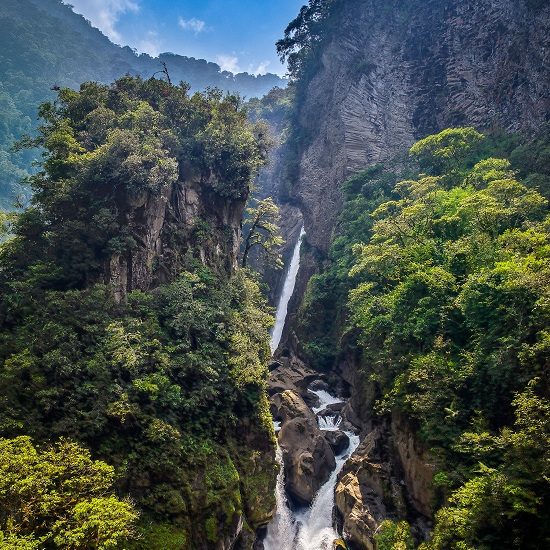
[
  {"left": 104, "top": 170, "right": 245, "bottom": 301},
  {"left": 293, "top": 0, "right": 550, "bottom": 254},
  {"left": 391, "top": 412, "right": 435, "bottom": 519},
  {"left": 269, "top": 355, "right": 323, "bottom": 397},
  {"left": 335, "top": 428, "right": 408, "bottom": 550},
  {"left": 333, "top": 352, "right": 435, "bottom": 547},
  {"left": 324, "top": 430, "right": 350, "bottom": 455},
  {"left": 274, "top": 390, "right": 336, "bottom": 505}
]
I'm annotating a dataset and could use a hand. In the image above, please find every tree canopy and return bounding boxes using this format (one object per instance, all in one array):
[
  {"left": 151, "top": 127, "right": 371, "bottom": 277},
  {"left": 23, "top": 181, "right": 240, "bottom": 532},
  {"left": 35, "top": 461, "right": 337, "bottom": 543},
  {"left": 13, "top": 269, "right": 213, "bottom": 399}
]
[{"left": 296, "top": 127, "right": 550, "bottom": 549}]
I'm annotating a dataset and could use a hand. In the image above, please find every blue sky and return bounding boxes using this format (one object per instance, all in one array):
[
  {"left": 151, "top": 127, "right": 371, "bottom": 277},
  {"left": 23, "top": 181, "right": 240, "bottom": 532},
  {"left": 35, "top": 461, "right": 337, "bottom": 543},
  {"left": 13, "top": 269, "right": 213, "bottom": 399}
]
[{"left": 66, "top": 0, "right": 305, "bottom": 76}]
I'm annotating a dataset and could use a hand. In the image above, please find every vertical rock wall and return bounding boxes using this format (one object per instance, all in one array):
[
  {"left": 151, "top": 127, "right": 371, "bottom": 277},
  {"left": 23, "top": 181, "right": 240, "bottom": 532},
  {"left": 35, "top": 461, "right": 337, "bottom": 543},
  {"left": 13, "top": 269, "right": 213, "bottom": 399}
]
[{"left": 293, "top": 0, "right": 550, "bottom": 254}]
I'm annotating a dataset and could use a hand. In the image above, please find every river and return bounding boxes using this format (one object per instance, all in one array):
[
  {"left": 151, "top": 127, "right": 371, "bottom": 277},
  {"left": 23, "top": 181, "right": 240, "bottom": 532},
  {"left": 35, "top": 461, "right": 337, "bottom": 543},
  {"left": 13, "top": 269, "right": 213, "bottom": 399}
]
[{"left": 264, "top": 227, "right": 359, "bottom": 550}]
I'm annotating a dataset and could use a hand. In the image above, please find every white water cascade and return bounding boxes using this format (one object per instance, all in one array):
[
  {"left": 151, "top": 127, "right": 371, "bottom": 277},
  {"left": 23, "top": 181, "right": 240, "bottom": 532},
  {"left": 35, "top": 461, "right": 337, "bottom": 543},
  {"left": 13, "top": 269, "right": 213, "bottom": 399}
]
[
  {"left": 294, "top": 432, "right": 361, "bottom": 550},
  {"left": 265, "top": 389, "right": 359, "bottom": 550},
  {"left": 270, "top": 226, "right": 306, "bottom": 355},
  {"left": 264, "top": 225, "right": 359, "bottom": 549}
]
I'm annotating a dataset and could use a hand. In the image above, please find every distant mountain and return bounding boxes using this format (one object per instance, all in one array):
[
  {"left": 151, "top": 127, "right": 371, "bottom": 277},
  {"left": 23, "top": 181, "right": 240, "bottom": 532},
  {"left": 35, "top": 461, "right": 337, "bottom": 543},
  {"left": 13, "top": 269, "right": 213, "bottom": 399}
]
[{"left": 0, "top": 0, "right": 286, "bottom": 208}]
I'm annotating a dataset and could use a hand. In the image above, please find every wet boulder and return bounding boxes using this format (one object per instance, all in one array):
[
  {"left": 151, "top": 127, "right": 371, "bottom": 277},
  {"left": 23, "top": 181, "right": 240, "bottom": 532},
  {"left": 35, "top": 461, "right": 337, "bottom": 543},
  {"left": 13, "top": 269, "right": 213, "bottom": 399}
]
[
  {"left": 279, "top": 416, "right": 336, "bottom": 506},
  {"left": 273, "top": 390, "right": 336, "bottom": 505},
  {"left": 272, "top": 390, "right": 317, "bottom": 424},
  {"left": 323, "top": 430, "right": 350, "bottom": 455}
]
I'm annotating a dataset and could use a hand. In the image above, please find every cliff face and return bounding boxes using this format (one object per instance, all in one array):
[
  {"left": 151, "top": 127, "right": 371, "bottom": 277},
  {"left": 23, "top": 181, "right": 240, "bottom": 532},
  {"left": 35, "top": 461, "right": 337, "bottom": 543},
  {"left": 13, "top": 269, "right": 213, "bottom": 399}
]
[
  {"left": 105, "top": 169, "right": 245, "bottom": 302},
  {"left": 293, "top": 0, "right": 550, "bottom": 253}
]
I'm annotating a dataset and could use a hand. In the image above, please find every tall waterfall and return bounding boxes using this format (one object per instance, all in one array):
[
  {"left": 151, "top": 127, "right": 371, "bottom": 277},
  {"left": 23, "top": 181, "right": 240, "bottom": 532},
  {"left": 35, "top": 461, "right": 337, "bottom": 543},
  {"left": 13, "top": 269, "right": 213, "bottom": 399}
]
[
  {"left": 265, "top": 225, "right": 358, "bottom": 549},
  {"left": 270, "top": 226, "right": 305, "bottom": 355}
]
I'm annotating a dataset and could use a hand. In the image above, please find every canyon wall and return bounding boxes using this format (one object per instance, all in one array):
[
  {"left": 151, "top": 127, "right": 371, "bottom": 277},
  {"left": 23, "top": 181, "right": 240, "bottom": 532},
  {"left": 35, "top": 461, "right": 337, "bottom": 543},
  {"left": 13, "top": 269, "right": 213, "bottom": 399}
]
[
  {"left": 292, "top": 0, "right": 550, "bottom": 254},
  {"left": 270, "top": 0, "right": 550, "bottom": 546}
]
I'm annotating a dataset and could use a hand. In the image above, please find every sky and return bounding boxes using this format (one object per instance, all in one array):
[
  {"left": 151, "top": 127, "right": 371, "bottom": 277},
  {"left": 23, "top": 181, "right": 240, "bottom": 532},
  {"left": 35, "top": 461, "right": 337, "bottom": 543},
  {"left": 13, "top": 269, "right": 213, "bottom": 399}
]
[{"left": 66, "top": 0, "right": 305, "bottom": 76}]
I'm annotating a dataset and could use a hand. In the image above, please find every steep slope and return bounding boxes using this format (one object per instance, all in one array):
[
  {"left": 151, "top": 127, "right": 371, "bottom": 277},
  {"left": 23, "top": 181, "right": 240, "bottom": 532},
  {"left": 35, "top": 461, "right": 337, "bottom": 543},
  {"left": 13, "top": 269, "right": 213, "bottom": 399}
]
[
  {"left": 0, "top": 0, "right": 285, "bottom": 208},
  {"left": 289, "top": 0, "right": 549, "bottom": 254},
  {"left": 0, "top": 77, "right": 276, "bottom": 549}
]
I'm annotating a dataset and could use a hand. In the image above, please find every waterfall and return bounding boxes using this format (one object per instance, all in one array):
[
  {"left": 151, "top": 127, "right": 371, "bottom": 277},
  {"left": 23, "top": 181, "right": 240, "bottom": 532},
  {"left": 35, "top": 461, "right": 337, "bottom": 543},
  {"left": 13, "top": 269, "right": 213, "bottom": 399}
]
[
  {"left": 318, "top": 415, "right": 342, "bottom": 431},
  {"left": 309, "top": 389, "right": 345, "bottom": 415},
  {"left": 265, "top": 225, "right": 359, "bottom": 549},
  {"left": 265, "top": 227, "right": 304, "bottom": 550},
  {"left": 270, "top": 226, "right": 305, "bottom": 355},
  {"left": 263, "top": 446, "right": 298, "bottom": 549}
]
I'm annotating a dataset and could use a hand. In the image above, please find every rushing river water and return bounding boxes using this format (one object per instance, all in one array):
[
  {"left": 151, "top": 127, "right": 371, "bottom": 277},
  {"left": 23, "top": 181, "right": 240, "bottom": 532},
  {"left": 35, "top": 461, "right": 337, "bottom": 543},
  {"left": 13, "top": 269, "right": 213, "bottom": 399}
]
[{"left": 265, "top": 227, "right": 359, "bottom": 550}]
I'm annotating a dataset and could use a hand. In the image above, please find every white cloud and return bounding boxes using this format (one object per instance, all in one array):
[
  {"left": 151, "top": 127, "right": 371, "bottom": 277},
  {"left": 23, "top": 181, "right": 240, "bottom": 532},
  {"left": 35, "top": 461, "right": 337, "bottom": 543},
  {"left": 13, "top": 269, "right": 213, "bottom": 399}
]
[
  {"left": 248, "top": 60, "right": 271, "bottom": 76},
  {"left": 137, "top": 31, "right": 161, "bottom": 57},
  {"left": 216, "top": 54, "right": 241, "bottom": 74},
  {"left": 65, "top": 0, "right": 139, "bottom": 42},
  {"left": 178, "top": 17, "right": 206, "bottom": 34}
]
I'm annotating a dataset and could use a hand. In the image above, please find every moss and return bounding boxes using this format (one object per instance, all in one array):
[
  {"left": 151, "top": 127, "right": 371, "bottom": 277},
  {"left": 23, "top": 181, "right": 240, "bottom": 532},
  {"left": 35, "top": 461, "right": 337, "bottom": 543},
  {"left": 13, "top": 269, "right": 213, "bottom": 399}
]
[
  {"left": 132, "top": 522, "right": 187, "bottom": 549},
  {"left": 205, "top": 517, "right": 218, "bottom": 542}
]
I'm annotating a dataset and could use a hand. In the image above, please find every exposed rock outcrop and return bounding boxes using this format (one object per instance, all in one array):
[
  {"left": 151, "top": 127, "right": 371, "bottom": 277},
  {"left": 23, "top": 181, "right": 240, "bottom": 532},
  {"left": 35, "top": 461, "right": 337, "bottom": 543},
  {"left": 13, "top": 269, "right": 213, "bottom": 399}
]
[
  {"left": 269, "top": 355, "right": 322, "bottom": 397},
  {"left": 335, "top": 428, "right": 408, "bottom": 549},
  {"left": 105, "top": 170, "right": 245, "bottom": 301},
  {"left": 274, "top": 390, "right": 336, "bottom": 505},
  {"left": 293, "top": 0, "right": 550, "bottom": 255},
  {"left": 324, "top": 430, "right": 350, "bottom": 455}
]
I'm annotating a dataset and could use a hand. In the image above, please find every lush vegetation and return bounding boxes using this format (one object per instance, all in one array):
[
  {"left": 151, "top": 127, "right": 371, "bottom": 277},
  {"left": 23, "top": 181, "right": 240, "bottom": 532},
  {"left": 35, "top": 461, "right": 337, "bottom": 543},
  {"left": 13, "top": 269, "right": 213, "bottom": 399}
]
[
  {"left": 276, "top": 0, "right": 344, "bottom": 82},
  {"left": 297, "top": 128, "right": 549, "bottom": 548},
  {"left": 0, "top": 0, "right": 285, "bottom": 209},
  {"left": 0, "top": 77, "right": 276, "bottom": 546},
  {"left": 0, "top": 437, "right": 138, "bottom": 549},
  {"left": 242, "top": 197, "right": 284, "bottom": 269}
]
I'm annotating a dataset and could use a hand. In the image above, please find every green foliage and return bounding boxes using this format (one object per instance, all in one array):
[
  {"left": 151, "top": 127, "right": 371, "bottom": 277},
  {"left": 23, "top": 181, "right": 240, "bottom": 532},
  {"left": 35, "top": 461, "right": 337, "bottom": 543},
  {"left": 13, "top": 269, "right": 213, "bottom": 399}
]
[
  {"left": 421, "top": 381, "right": 550, "bottom": 549},
  {"left": 131, "top": 523, "right": 186, "bottom": 550},
  {"left": 409, "top": 127, "right": 485, "bottom": 175},
  {"left": 297, "top": 128, "right": 549, "bottom": 548},
  {"left": 0, "top": 76, "right": 276, "bottom": 545},
  {"left": 375, "top": 520, "right": 415, "bottom": 550},
  {"left": 242, "top": 197, "right": 285, "bottom": 269},
  {"left": 0, "top": 436, "right": 138, "bottom": 548},
  {"left": 0, "top": 77, "right": 266, "bottom": 290},
  {"left": 295, "top": 161, "right": 411, "bottom": 369},
  {"left": 276, "top": 0, "right": 344, "bottom": 81},
  {"left": 0, "top": 0, "right": 285, "bottom": 209}
]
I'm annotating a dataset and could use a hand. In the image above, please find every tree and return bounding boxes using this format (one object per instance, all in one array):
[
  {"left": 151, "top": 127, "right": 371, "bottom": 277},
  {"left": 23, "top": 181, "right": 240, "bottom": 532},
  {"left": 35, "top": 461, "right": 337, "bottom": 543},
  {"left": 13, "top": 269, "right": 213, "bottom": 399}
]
[
  {"left": 241, "top": 197, "right": 284, "bottom": 268},
  {"left": 276, "top": 0, "right": 343, "bottom": 80},
  {"left": 0, "top": 436, "right": 138, "bottom": 549},
  {"left": 409, "top": 127, "right": 485, "bottom": 175}
]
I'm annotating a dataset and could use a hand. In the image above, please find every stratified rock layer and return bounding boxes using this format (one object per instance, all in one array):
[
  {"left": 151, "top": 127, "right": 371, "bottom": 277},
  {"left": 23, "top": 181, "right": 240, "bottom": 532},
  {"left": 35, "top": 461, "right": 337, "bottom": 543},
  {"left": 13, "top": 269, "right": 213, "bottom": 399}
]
[{"left": 294, "top": 0, "right": 550, "bottom": 253}]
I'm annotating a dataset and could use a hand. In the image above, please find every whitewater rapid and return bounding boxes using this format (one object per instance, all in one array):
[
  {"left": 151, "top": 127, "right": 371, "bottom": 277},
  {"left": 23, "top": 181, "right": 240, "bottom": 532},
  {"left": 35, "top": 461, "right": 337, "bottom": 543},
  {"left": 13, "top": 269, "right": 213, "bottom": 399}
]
[
  {"left": 265, "top": 387, "right": 359, "bottom": 550},
  {"left": 265, "top": 225, "right": 359, "bottom": 550}
]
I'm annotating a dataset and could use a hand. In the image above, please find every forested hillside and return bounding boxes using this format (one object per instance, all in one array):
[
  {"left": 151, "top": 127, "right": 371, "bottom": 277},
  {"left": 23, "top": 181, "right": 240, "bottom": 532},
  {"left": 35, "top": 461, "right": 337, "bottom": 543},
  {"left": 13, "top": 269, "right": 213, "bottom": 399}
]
[
  {"left": 296, "top": 127, "right": 550, "bottom": 548},
  {"left": 0, "top": 0, "right": 285, "bottom": 209},
  {"left": 0, "top": 76, "right": 277, "bottom": 547}
]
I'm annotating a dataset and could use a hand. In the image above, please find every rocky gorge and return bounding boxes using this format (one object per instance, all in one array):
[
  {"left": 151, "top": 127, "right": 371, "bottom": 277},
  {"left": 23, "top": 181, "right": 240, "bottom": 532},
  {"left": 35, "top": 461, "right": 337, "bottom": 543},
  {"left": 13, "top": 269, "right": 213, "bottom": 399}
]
[{"left": 255, "top": 0, "right": 550, "bottom": 548}]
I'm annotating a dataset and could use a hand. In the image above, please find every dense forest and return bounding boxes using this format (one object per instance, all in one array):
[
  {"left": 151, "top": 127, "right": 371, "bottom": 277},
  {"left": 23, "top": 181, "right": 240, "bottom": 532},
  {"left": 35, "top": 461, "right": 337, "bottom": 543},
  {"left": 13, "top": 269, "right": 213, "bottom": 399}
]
[
  {"left": 1, "top": 0, "right": 549, "bottom": 548},
  {"left": 297, "top": 129, "right": 550, "bottom": 548},
  {"left": 0, "top": 76, "right": 277, "bottom": 547},
  {"left": 0, "top": 0, "right": 285, "bottom": 209}
]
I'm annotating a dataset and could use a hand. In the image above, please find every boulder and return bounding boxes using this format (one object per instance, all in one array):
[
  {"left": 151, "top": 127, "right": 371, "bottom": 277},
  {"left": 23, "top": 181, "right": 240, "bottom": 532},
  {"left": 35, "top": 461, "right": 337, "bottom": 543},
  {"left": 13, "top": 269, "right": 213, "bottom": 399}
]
[
  {"left": 323, "top": 430, "right": 350, "bottom": 455},
  {"left": 335, "top": 428, "right": 407, "bottom": 549},
  {"left": 268, "top": 356, "right": 320, "bottom": 396},
  {"left": 279, "top": 416, "right": 336, "bottom": 505},
  {"left": 271, "top": 390, "right": 316, "bottom": 424}
]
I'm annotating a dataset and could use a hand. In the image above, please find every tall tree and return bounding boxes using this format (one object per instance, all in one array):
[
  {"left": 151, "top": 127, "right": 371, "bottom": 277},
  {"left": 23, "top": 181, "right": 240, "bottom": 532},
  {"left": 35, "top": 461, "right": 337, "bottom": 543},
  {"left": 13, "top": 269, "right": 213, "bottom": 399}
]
[{"left": 241, "top": 197, "right": 284, "bottom": 268}]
